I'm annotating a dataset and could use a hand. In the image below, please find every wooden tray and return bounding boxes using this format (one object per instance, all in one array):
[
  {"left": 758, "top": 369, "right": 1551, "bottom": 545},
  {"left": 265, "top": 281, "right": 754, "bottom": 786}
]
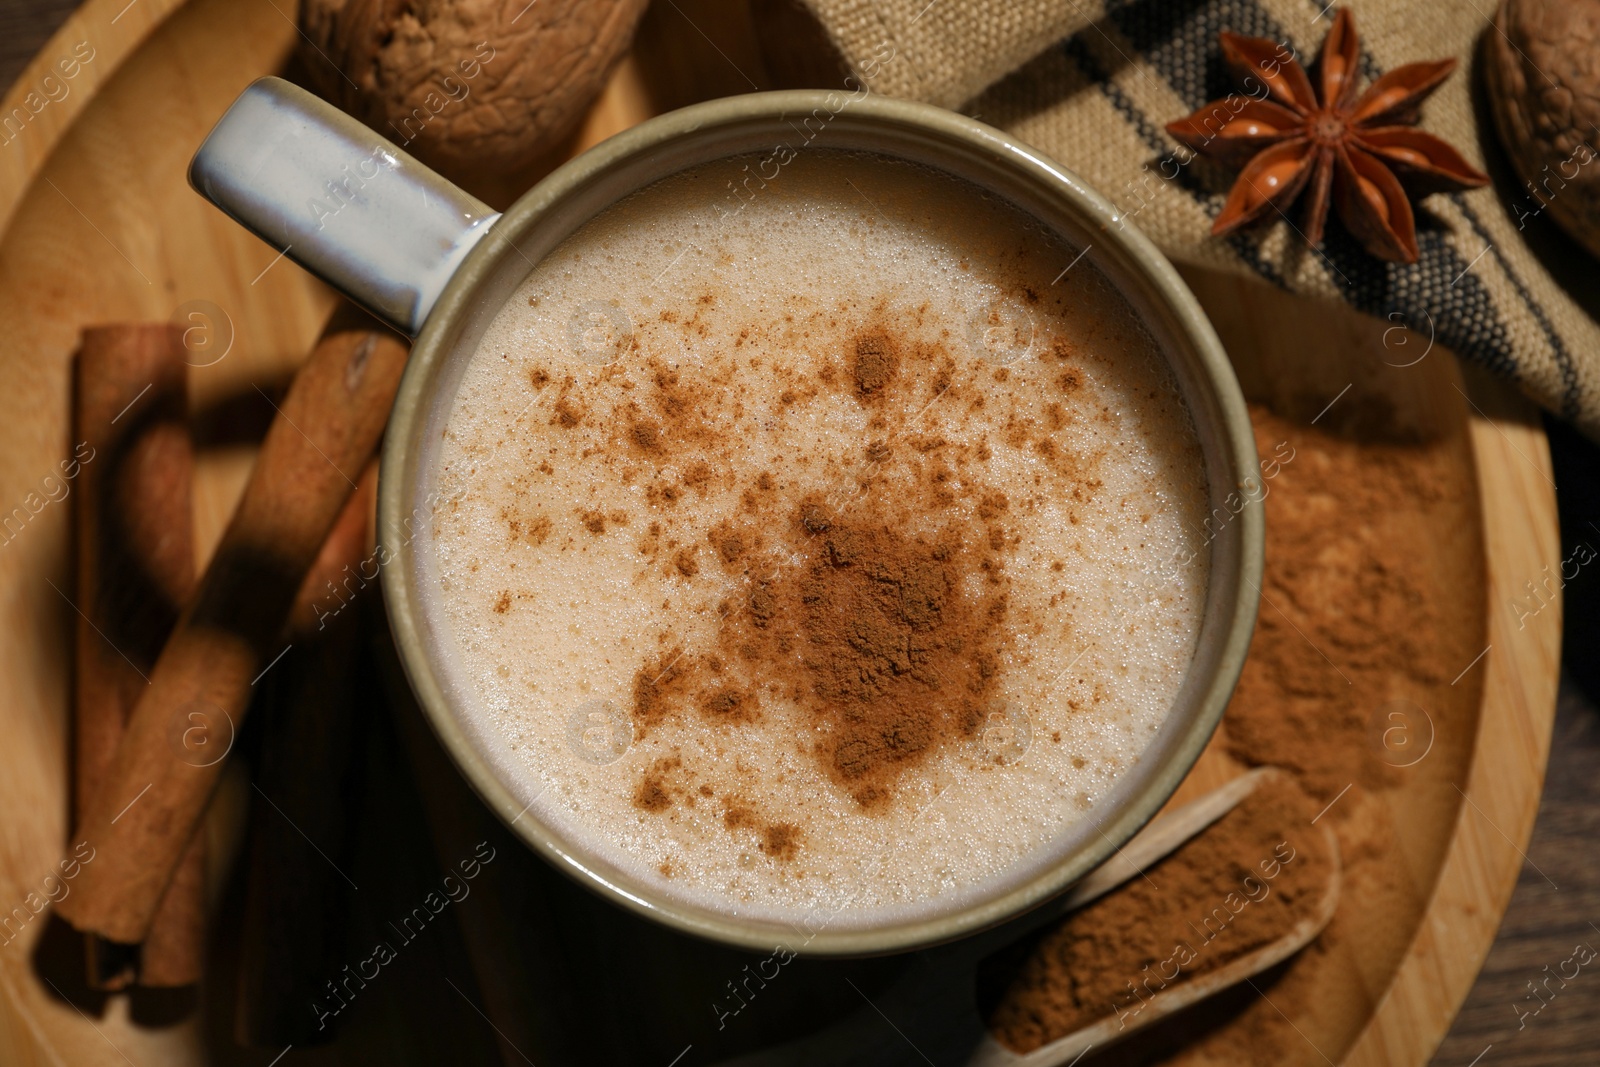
[{"left": 0, "top": 1, "right": 1561, "bottom": 1063}]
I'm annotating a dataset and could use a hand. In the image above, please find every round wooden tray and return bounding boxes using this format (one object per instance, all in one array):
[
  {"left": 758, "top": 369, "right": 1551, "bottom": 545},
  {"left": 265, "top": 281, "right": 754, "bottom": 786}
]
[{"left": 0, "top": 0, "right": 1561, "bottom": 1063}]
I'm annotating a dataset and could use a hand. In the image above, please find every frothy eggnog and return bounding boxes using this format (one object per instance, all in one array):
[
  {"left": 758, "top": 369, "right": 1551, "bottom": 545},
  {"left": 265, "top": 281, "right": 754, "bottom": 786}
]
[{"left": 424, "top": 150, "right": 1210, "bottom": 928}]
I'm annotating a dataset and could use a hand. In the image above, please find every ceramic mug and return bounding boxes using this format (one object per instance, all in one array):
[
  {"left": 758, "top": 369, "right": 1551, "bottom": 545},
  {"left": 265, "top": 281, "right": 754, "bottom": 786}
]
[{"left": 190, "top": 76, "right": 1262, "bottom": 955}]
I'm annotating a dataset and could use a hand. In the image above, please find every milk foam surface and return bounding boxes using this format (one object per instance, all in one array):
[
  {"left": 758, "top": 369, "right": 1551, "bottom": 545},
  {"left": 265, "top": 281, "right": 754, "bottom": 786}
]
[{"left": 425, "top": 151, "right": 1211, "bottom": 928}]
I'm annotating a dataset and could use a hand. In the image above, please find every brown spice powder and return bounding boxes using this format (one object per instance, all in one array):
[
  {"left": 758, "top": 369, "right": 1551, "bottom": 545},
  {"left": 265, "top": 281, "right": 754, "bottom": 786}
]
[
  {"left": 981, "top": 774, "right": 1330, "bottom": 1052},
  {"left": 852, "top": 331, "right": 900, "bottom": 399},
  {"left": 753, "top": 509, "right": 1006, "bottom": 808},
  {"left": 981, "top": 398, "right": 1487, "bottom": 1064},
  {"left": 622, "top": 321, "right": 1028, "bottom": 830},
  {"left": 628, "top": 504, "right": 1010, "bottom": 812}
]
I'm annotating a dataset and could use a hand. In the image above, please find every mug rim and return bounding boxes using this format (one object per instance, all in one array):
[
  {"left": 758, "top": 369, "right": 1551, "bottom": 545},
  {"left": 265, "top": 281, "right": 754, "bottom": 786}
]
[{"left": 379, "top": 89, "right": 1263, "bottom": 956}]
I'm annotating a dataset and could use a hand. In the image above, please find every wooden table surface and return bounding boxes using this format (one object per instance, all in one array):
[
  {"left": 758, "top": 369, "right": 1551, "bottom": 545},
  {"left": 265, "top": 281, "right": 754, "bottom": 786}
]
[{"left": 4, "top": 2, "right": 1598, "bottom": 1065}]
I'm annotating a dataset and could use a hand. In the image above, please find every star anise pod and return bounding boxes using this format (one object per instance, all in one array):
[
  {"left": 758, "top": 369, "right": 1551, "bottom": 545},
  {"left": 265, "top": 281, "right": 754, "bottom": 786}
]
[{"left": 1165, "top": 8, "right": 1489, "bottom": 263}]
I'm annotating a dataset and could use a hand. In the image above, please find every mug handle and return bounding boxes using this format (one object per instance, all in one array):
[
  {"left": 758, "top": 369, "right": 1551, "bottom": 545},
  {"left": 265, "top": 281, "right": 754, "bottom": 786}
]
[{"left": 189, "top": 76, "right": 500, "bottom": 337}]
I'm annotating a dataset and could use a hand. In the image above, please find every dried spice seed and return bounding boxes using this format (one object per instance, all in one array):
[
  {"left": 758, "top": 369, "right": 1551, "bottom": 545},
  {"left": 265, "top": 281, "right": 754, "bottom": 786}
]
[{"left": 1166, "top": 8, "right": 1487, "bottom": 262}]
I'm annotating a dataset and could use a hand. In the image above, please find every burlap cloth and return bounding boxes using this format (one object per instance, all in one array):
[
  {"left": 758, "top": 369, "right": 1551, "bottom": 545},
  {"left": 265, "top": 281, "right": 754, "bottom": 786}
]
[{"left": 799, "top": 0, "right": 1600, "bottom": 437}]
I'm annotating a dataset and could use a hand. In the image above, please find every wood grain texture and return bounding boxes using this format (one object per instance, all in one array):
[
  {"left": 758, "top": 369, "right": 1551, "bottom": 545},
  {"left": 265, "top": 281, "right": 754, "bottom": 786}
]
[
  {"left": 0, "top": 0, "right": 79, "bottom": 106},
  {"left": 0, "top": 0, "right": 1566, "bottom": 1064},
  {"left": 1431, "top": 682, "right": 1600, "bottom": 1067},
  {"left": 0, "top": 0, "right": 185, "bottom": 236}
]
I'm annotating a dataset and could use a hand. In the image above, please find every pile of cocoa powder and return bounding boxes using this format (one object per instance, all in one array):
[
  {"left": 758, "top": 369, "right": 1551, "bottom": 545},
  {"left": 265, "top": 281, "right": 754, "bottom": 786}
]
[{"left": 983, "top": 398, "right": 1488, "bottom": 1063}]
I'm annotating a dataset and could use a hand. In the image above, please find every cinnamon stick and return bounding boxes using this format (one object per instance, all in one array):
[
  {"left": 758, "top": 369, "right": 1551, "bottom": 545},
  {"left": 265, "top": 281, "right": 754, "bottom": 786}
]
[
  {"left": 72, "top": 324, "right": 206, "bottom": 989},
  {"left": 57, "top": 319, "right": 409, "bottom": 945},
  {"left": 235, "top": 465, "right": 377, "bottom": 1046}
]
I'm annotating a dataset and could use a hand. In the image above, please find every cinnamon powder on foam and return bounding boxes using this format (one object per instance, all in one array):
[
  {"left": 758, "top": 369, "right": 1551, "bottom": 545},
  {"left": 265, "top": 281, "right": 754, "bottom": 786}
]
[{"left": 629, "top": 330, "right": 1018, "bottom": 837}]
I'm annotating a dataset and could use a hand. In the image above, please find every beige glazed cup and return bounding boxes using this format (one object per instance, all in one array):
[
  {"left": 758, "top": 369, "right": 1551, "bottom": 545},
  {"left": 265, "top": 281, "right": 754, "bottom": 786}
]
[{"left": 190, "top": 77, "right": 1263, "bottom": 956}]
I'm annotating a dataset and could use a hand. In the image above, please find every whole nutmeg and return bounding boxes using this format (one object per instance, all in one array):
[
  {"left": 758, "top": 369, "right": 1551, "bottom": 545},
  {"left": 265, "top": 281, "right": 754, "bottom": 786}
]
[
  {"left": 1484, "top": 0, "right": 1600, "bottom": 257},
  {"left": 299, "top": 0, "right": 648, "bottom": 179}
]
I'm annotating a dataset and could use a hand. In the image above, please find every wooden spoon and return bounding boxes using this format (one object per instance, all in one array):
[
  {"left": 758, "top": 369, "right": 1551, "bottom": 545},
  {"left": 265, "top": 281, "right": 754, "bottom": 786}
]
[
  {"left": 968, "top": 777, "right": 1341, "bottom": 1065},
  {"left": 716, "top": 767, "right": 1341, "bottom": 1067}
]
